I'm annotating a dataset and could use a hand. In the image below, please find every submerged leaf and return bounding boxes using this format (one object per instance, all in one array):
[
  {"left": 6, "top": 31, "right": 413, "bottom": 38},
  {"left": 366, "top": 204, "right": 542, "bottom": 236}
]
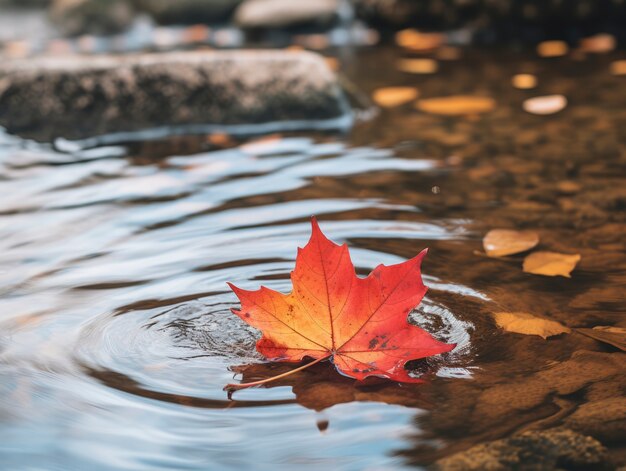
[
  {"left": 395, "top": 29, "right": 444, "bottom": 51},
  {"left": 228, "top": 218, "right": 454, "bottom": 384},
  {"left": 511, "top": 74, "right": 537, "bottom": 89},
  {"left": 579, "top": 34, "right": 616, "bottom": 53},
  {"left": 577, "top": 326, "right": 626, "bottom": 351},
  {"left": 523, "top": 95, "right": 567, "bottom": 115},
  {"left": 523, "top": 251, "right": 581, "bottom": 277},
  {"left": 610, "top": 60, "right": 626, "bottom": 76},
  {"left": 493, "top": 312, "right": 571, "bottom": 339},
  {"left": 397, "top": 58, "right": 438, "bottom": 74},
  {"left": 416, "top": 95, "right": 495, "bottom": 116},
  {"left": 372, "top": 87, "right": 419, "bottom": 108},
  {"left": 537, "top": 40, "right": 569, "bottom": 57},
  {"left": 483, "top": 229, "right": 540, "bottom": 257}
]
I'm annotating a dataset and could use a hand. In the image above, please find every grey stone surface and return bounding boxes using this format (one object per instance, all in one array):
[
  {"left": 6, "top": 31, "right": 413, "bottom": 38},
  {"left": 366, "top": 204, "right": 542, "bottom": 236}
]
[
  {"left": 49, "top": 0, "right": 135, "bottom": 36},
  {"left": 0, "top": 50, "right": 351, "bottom": 141},
  {"left": 435, "top": 428, "right": 608, "bottom": 471},
  {"left": 235, "top": 0, "right": 341, "bottom": 30},
  {"left": 134, "top": 0, "right": 241, "bottom": 25}
]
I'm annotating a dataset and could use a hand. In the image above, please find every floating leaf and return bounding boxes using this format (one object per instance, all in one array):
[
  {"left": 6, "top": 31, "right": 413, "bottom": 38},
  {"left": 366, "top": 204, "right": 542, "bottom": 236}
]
[
  {"left": 483, "top": 229, "right": 540, "bottom": 257},
  {"left": 372, "top": 87, "right": 419, "bottom": 108},
  {"left": 537, "top": 40, "right": 568, "bottom": 57},
  {"left": 512, "top": 74, "right": 537, "bottom": 89},
  {"left": 523, "top": 95, "right": 567, "bottom": 115},
  {"left": 397, "top": 58, "right": 438, "bottom": 74},
  {"left": 227, "top": 218, "right": 455, "bottom": 389},
  {"left": 416, "top": 95, "right": 496, "bottom": 116},
  {"left": 523, "top": 251, "right": 581, "bottom": 277},
  {"left": 576, "top": 326, "right": 626, "bottom": 351},
  {"left": 493, "top": 312, "right": 571, "bottom": 339}
]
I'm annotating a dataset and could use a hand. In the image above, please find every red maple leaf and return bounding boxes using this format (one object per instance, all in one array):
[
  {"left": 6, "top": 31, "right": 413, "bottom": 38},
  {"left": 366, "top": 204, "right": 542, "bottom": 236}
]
[{"left": 227, "top": 217, "right": 455, "bottom": 390}]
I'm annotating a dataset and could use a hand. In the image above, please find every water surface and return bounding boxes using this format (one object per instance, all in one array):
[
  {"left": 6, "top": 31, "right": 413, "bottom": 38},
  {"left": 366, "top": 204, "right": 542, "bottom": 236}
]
[{"left": 1, "top": 47, "right": 625, "bottom": 470}]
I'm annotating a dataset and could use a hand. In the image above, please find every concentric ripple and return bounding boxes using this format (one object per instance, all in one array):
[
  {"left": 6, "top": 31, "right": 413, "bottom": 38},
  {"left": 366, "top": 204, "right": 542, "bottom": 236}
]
[{"left": 0, "top": 132, "right": 481, "bottom": 470}]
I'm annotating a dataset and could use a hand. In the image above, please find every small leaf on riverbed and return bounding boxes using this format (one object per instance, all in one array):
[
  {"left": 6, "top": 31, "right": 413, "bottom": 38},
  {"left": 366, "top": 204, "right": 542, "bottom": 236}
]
[
  {"left": 576, "top": 326, "right": 626, "bottom": 351},
  {"left": 483, "top": 229, "right": 539, "bottom": 257},
  {"left": 511, "top": 74, "right": 537, "bottom": 89},
  {"left": 523, "top": 95, "right": 567, "bottom": 115},
  {"left": 395, "top": 29, "right": 444, "bottom": 51},
  {"left": 397, "top": 58, "right": 438, "bottom": 74},
  {"left": 372, "top": 87, "right": 419, "bottom": 107},
  {"left": 579, "top": 33, "right": 616, "bottom": 53},
  {"left": 416, "top": 95, "right": 495, "bottom": 116},
  {"left": 610, "top": 60, "right": 626, "bottom": 76},
  {"left": 493, "top": 312, "right": 571, "bottom": 339},
  {"left": 537, "top": 40, "right": 569, "bottom": 57},
  {"left": 523, "top": 251, "right": 581, "bottom": 277}
]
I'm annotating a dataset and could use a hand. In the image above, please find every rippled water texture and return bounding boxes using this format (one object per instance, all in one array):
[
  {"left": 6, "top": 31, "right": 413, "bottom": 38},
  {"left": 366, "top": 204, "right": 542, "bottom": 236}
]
[{"left": 1, "top": 48, "right": 625, "bottom": 470}]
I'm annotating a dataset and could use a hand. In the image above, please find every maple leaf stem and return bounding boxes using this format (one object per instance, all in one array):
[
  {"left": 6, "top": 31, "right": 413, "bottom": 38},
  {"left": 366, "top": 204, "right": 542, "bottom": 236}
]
[{"left": 225, "top": 355, "right": 330, "bottom": 392}]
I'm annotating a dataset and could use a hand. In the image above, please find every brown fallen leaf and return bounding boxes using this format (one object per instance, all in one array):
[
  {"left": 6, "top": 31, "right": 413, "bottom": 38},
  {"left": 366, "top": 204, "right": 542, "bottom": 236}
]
[
  {"left": 523, "top": 95, "right": 567, "bottom": 115},
  {"left": 436, "top": 46, "right": 461, "bottom": 61},
  {"left": 416, "top": 95, "right": 495, "bottom": 116},
  {"left": 610, "top": 60, "right": 626, "bottom": 76},
  {"left": 397, "top": 58, "right": 438, "bottom": 74},
  {"left": 324, "top": 57, "right": 339, "bottom": 71},
  {"left": 576, "top": 326, "right": 626, "bottom": 351},
  {"left": 483, "top": 229, "right": 540, "bottom": 257},
  {"left": 372, "top": 87, "right": 419, "bottom": 108},
  {"left": 493, "top": 312, "right": 571, "bottom": 339},
  {"left": 240, "top": 134, "right": 282, "bottom": 154},
  {"left": 537, "top": 40, "right": 569, "bottom": 57},
  {"left": 511, "top": 74, "right": 537, "bottom": 90},
  {"left": 206, "top": 133, "right": 233, "bottom": 147},
  {"left": 523, "top": 251, "right": 581, "bottom": 277},
  {"left": 579, "top": 34, "right": 616, "bottom": 53},
  {"left": 556, "top": 180, "right": 581, "bottom": 194},
  {"left": 395, "top": 29, "right": 444, "bottom": 51}
]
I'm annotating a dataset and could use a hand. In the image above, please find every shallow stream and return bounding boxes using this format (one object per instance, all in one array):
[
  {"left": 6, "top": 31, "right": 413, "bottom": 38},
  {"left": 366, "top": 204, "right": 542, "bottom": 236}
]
[{"left": 0, "top": 47, "right": 624, "bottom": 470}]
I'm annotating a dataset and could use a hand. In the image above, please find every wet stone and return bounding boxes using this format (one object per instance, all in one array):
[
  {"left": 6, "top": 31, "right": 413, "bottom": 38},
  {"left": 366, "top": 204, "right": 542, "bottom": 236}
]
[
  {"left": 0, "top": 50, "right": 351, "bottom": 141},
  {"left": 234, "top": 0, "right": 343, "bottom": 30},
  {"left": 565, "top": 397, "right": 626, "bottom": 444},
  {"left": 435, "top": 428, "right": 608, "bottom": 471},
  {"left": 49, "top": 0, "right": 135, "bottom": 36},
  {"left": 134, "top": 0, "right": 242, "bottom": 25}
]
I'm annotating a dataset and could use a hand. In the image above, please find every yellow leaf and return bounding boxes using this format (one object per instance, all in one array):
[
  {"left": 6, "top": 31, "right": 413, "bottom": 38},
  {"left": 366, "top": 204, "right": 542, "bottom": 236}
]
[
  {"left": 523, "top": 95, "right": 567, "bottom": 115},
  {"left": 537, "top": 40, "right": 569, "bottom": 57},
  {"left": 610, "top": 60, "right": 626, "bottom": 76},
  {"left": 372, "top": 87, "right": 419, "bottom": 108},
  {"left": 511, "top": 74, "right": 537, "bottom": 89},
  {"left": 493, "top": 312, "right": 571, "bottom": 339},
  {"left": 436, "top": 46, "right": 461, "bottom": 61},
  {"left": 576, "top": 326, "right": 626, "bottom": 351},
  {"left": 579, "top": 34, "right": 616, "bottom": 53},
  {"left": 523, "top": 251, "right": 581, "bottom": 277},
  {"left": 397, "top": 58, "right": 438, "bottom": 74},
  {"left": 483, "top": 229, "right": 540, "bottom": 257},
  {"left": 395, "top": 29, "right": 444, "bottom": 51},
  {"left": 416, "top": 95, "right": 496, "bottom": 116}
]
